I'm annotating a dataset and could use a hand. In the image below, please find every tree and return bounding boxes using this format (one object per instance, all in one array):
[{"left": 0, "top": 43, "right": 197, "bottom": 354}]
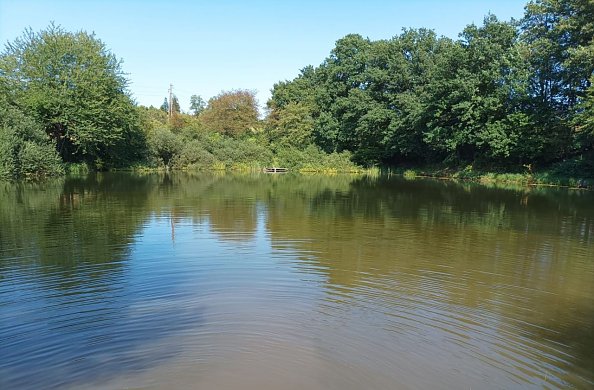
[
  {"left": 422, "top": 16, "right": 537, "bottom": 163},
  {"left": 200, "top": 90, "right": 259, "bottom": 136},
  {"left": 189, "top": 94, "right": 206, "bottom": 116},
  {"left": 266, "top": 102, "right": 315, "bottom": 147},
  {"left": 520, "top": 0, "right": 594, "bottom": 160},
  {"left": 273, "top": 31, "right": 447, "bottom": 164},
  {"left": 147, "top": 127, "right": 183, "bottom": 167},
  {"left": 0, "top": 96, "right": 63, "bottom": 179},
  {"left": 171, "top": 94, "right": 181, "bottom": 114},
  {"left": 160, "top": 97, "right": 169, "bottom": 112},
  {"left": 0, "top": 23, "right": 144, "bottom": 168},
  {"left": 521, "top": 0, "right": 594, "bottom": 110},
  {"left": 575, "top": 76, "right": 594, "bottom": 151},
  {"left": 263, "top": 0, "right": 594, "bottom": 169}
]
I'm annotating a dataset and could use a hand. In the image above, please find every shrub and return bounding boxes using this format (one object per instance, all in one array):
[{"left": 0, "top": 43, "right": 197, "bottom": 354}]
[
  {"left": 174, "top": 140, "right": 216, "bottom": 169},
  {"left": 0, "top": 104, "right": 63, "bottom": 179},
  {"left": 147, "top": 128, "right": 184, "bottom": 167},
  {"left": 274, "top": 144, "right": 360, "bottom": 172},
  {"left": 19, "top": 141, "right": 64, "bottom": 177},
  {"left": 403, "top": 169, "right": 417, "bottom": 178}
]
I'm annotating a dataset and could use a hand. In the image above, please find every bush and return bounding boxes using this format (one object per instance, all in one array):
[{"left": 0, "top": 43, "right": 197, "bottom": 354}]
[
  {"left": 274, "top": 144, "right": 361, "bottom": 172},
  {"left": 140, "top": 113, "right": 365, "bottom": 173},
  {"left": 147, "top": 128, "right": 184, "bottom": 167},
  {"left": 203, "top": 134, "right": 273, "bottom": 167},
  {"left": 174, "top": 140, "right": 216, "bottom": 169},
  {"left": 547, "top": 155, "right": 594, "bottom": 179},
  {"left": 19, "top": 141, "right": 64, "bottom": 177},
  {"left": 403, "top": 169, "right": 417, "bottom": 178},
  {"left": 0, "top": 104, "right": 63, "bottom": 180}
]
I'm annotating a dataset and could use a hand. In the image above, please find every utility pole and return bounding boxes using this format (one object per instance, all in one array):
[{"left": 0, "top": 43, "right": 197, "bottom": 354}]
[{"left": 168, "top": 83, "right": 173, "bottom": 119}]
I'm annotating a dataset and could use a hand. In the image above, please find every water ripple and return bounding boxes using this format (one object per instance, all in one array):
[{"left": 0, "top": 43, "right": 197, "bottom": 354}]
[{"left": 1, "top": 173, "right": 593, "bottom": 389}]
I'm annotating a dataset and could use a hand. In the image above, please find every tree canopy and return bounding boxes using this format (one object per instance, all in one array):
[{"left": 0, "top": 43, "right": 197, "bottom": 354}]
[
  {"left": 200, "top": 90, "right": 259, "bottom": 137},
  {"left": 0, "top": 23, "right": 145, "bottom": 168},
  {"left": 189, "top": 94, "right": 206, "bottom": 116},
  {"left": 2, "top": 0, "right": 594, "bottom": 179},
  {"left": 268, "top": 0, "right": 594, "bottom": 169}
]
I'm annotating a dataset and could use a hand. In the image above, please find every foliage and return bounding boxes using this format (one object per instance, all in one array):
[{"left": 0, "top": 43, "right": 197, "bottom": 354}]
[
  {"left": 519, "top": 0, "right": 594, "bottom": 162},
  {"left": 189, "top": 94, "right": 206, "bottom": 116},
  {"left": 272, "top": 144, "right": 360, "bottom": 172},
  {"left": 138, "top": 105, "right": 169, "bottom": 130},
  {"left": 265, "top": 102, "right": 315, "bottom": 147},
  {"left": 160, "top": 98, "right": 169, "bottom": 113},
  {"left": 574, "top": 76, "right": 594, "bottom": 150},
  {"left": 521, "top": 0, "right": 594, "bottom": 109},
  {"left": 147, "top": 127, "right": 184, "bottom": 167},
  {"left": 174, "top": 139, "right": 216, "bottom": 169},
  {"left": 5, "top": 2, "right": 594, "bottom": 179},
  {"left": 200, "top": 90, "right": 259, "bottom": 136},
  {"left": 171, "top": 94, "right": 181, "bottom": 114},
  {"left": 139, "top": 117, "right": 361, "bottom": 173},
  {"left": 0, "top": 98, "right": 63, "bottom": 179},
  {"left": 0, "top": 23, "right": 145, "bottom": 169},
  {"left": 268, "top": 2, "right": 594, "bottom": 171}
]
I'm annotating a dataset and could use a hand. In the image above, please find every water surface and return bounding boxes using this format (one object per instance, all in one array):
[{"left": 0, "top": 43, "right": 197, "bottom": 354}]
[{"left": 1, "top": 172, "right": 593, "bottom": 389}]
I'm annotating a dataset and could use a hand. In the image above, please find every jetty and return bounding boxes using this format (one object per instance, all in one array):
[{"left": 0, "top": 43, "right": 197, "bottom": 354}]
[{"left": 264, "top": 167, "right": 288, "bottom": 173}]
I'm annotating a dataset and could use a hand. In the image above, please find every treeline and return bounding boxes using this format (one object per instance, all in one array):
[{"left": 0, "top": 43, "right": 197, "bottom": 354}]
[
  {"left": 1, "top": 0, "right": 594, "bottom": 180},
  {"left": 0, "top": 24, "right": 145, "bottom": 178},
  {"left": 139, "top": 92, "right": 357, "bottom": 173},
  {"left": 268, "top": 0, "right": 594, "bottom": 173},
  {"left": 0, "top": 25, "right": 357, "bottom": 179}
]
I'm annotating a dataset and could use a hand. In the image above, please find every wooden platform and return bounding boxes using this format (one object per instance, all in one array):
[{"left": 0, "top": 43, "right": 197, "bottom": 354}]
[{"left": 264, "top": 167, "right": 288, "bottom": 173}]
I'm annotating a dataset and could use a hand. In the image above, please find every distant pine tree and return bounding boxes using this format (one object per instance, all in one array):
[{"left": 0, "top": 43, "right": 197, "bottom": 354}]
[
  {"left": 160, "top": 97, "right": 169, "bottom": 112},
  {"left": 171, "top": 95, "right": 181, "bottom": 114}
]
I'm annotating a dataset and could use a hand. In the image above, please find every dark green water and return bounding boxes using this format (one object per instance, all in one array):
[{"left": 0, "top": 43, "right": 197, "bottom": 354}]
[{"left": 1, "top": 172, "right": 593, "bottom": 389}]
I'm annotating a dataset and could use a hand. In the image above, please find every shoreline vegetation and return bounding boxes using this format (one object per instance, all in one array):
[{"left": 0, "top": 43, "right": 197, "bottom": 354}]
[
  {"left": 394, "top": 165, "right": 592, "bottom": 189},
  {"left": 2, "top": 1, "right": 594, "bottom": 188},
  {"left": 62, "top": 162, "right": 593, "bottom": 191}
]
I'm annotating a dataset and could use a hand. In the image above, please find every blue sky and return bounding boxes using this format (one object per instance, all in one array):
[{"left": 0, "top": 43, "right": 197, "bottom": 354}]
[{"left": 0, "top": 0, "right": 527, "bottom": 112}]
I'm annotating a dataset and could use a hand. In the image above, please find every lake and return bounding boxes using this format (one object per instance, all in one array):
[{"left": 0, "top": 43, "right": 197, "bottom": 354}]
[{"left": 1, "top": 172, "right": 593, "bottom": 389}]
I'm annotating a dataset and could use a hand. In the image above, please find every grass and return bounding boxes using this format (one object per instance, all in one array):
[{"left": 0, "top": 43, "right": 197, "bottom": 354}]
[{"left": 64, "top": 162, "right": 90, "bottom": 175}]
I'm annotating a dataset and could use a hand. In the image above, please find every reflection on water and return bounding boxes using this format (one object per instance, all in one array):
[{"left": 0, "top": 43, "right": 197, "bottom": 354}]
[{"left": 1, "top": 172, "right": 593, "bottom": 389}]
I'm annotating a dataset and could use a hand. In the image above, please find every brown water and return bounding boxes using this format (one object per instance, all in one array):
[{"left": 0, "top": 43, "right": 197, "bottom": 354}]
[{"left": 1, "top": 172, "right": 593, "bottom": 389}]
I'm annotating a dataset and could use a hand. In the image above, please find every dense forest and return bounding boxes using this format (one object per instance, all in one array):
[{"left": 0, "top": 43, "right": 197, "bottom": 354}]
[
  {"left": 1, "top": 0, "right": 593, "bottom": 180},
  {"left": 269, "top": 0, "right": 594, "bottom": 169}
]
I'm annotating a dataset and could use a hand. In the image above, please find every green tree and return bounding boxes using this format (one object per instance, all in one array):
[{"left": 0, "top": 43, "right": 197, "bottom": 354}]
[
  {"left": 0, "top": 24, "right": 144, "bottom": 168},
  {"left": 277, "top": 31, "right": 448, "bottom": 164},
  {"left": 171, "top": 94, "right": 181, "bottom": 114},
  {"left": 200, "top": 90, "right": 259, "bottom": 136},
  {"left": 521, "top": 0, "right": 594, "bottom": 109},
  {"left": 574, "top": 76, "right": 594, "bottom": 150},
  {"left": 422, "top": 16, "right": 536, "bottom": 163},
  {"left": 147, "top": 127, "right": 183, "bottom": 167},
  {"left": 160, "top": 97, "right": 169, "bottom": 112},
  {"left": 0, "top": 97, "right": 63, "bottom": 179},
  {"left": 520, "top": 0, "right": 594, "bottom": 160},
  {"left": 189, "top": 94, "right": 206, "bottom": 116},
  {"left": 266, "top": 102, "right": 315, "bottom": 147}
]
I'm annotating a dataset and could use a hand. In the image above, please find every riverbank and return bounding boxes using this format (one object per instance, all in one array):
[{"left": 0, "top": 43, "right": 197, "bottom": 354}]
[
  {"left": 127, "top": 163, "right": 371, "bottom": 175},
  {"left": 50, "top": 159, "right": 594, "bottom": 190},
  {"left": 389, "top": 163, "right": 593, "bottom": 190},
  {"left": 17, "top": 148, "right": 594, "bottom": 190}
]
